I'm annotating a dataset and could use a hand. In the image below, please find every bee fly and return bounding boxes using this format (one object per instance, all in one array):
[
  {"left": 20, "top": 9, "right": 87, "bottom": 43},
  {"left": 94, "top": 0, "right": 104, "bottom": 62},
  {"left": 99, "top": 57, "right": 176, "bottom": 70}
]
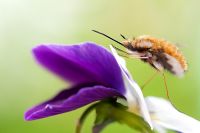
[{"left": 92, "top": 30, "right": 188, "bottom": 101}]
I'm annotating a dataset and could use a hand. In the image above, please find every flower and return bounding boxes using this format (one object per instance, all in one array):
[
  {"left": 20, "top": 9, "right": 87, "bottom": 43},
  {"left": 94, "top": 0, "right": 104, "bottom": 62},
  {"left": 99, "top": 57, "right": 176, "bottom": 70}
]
[
  {"left": 110, "top": 45, "right": 200, "bottom": 133},
  {"left": 145, "top": 97, "right": 200, "bottom": 133},
  {"left": 25, "top": 42, "right": 122, "bottom": 120},
  {"left": 24, "top": 42, "right": 151, "bottom": 127},
  {"left": 25, "top": 42, "right": 200, "bottom": 133}
]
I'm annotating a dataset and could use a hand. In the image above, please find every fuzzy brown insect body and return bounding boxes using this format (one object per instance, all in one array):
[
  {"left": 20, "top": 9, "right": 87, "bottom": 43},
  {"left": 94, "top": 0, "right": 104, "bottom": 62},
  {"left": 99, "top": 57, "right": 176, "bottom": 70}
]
[
  {"left": 92, "top": 30, "right": 187, "bottom": 77},
  {"left": 122, "top": 35, "right": 187, "bottom": 76}
]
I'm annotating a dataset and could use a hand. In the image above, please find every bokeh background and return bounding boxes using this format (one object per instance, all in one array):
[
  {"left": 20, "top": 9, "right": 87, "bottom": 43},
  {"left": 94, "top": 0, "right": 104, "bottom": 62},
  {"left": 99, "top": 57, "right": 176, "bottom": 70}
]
[{"left": 1, "top": 0, "right": 200, "bottom": 132}]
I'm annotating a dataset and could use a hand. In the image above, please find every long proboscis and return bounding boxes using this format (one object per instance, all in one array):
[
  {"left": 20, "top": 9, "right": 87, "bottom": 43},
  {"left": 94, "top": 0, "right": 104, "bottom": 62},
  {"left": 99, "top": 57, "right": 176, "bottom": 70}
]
[{"left": 92, "top": 30, "right": 127, "bottom": 48}]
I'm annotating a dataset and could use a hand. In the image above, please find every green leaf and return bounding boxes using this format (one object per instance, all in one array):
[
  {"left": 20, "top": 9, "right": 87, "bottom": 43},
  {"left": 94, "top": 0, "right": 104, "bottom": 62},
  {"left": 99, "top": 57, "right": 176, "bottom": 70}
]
[
  {"left": 75, "top": 100, "right": 154, "bottom": 133},
  {"left": 93, "top": 119, "right": 113, "bottom": 133},
  {"left": 95, "top": 101, "right": 154, "bottom": 133}
]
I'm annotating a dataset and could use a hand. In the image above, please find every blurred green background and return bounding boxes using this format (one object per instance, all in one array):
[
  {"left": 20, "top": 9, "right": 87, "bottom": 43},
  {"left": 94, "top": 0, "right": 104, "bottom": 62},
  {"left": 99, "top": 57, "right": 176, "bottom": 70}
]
[{"left": 1, "top": 0, "right": 200, "bottom": 132}]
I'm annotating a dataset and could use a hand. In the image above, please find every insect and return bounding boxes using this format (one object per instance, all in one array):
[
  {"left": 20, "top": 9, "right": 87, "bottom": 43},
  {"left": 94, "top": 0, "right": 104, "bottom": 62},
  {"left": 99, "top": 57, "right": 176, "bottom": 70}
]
[
  {"left": 92, "top": 30, "right": 187, "bottom": 77},
  {"left": 92, "top": 30, "right": 188, "bottom": 102}
]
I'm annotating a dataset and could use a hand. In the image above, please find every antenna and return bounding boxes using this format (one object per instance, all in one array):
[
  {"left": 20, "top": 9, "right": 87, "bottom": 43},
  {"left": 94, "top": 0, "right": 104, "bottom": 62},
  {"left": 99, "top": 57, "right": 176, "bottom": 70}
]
[
  {"left": 92, "top": 30, "right": 126, "bottom": 48},
  {"left": 120, "top": 34, "right": 127, "bottom": 40}
]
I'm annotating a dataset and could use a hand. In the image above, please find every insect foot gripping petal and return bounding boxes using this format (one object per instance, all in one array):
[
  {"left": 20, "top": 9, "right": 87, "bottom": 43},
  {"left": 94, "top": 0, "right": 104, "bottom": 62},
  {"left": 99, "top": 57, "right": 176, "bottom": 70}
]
[{"left": 109, "top": 45, "right": 153, "bottom": 129}]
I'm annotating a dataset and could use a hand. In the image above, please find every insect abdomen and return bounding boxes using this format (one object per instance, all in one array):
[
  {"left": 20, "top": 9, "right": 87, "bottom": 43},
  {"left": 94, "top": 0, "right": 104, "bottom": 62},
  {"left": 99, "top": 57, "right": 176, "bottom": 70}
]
[{"left": 137, "top": 36, "right": 187, "bottom": 71}]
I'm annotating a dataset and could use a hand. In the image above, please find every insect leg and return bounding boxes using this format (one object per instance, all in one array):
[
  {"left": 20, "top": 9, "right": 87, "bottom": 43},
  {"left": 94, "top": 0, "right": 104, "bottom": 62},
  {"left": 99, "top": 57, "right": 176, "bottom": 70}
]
[
  {"left": 162, "top": 73, "right": 171, "bottom": 100},
  {"left": 141, "top": 71, "right": 159, "bottom": 90},
  {"left": 111, "top": 44, "right": 148, "bottom": 59},
  {"left": 111, "top": 44, "right": 131, "bottom": 58},
  {"left": 162, "top": 73, "right": 184, "bottom": 113},
  {"left": 118, "top": 53, "right": 130, "bottom": 59},
  {"left": 111, "top": 44, "right": 131, "bottom": 55}
]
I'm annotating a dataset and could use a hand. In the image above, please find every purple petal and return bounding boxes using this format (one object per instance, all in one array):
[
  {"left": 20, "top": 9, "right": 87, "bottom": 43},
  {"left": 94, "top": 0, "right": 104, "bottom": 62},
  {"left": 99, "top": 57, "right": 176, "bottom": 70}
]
[
  {"left": 33, "top": 42, "right": 125, "bottom": 93},
  {"left": 25, "top": 85, "right": 122, "bottom": 120}
]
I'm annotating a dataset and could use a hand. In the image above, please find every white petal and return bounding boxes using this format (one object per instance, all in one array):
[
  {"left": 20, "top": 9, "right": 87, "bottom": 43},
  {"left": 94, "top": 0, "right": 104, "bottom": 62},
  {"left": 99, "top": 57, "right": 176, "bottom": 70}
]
[
  {"left": 145, "top": 97, "right": 200, "bottom": 133},
  {"left": 110, "top": 45, "right": 153, "bottom": 129},
  {"left": 109, "top": 45, "right": 131, "bottom": 78},
  {"left": 153, "top": 124, "right": 167, "bottom": 133}
]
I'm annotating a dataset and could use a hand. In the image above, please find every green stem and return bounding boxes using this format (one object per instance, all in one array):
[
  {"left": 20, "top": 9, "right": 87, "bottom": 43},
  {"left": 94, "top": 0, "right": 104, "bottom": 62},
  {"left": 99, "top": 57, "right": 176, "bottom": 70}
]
[{"left": 75, "top": 103, "right": 99, "bottom": 133}]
